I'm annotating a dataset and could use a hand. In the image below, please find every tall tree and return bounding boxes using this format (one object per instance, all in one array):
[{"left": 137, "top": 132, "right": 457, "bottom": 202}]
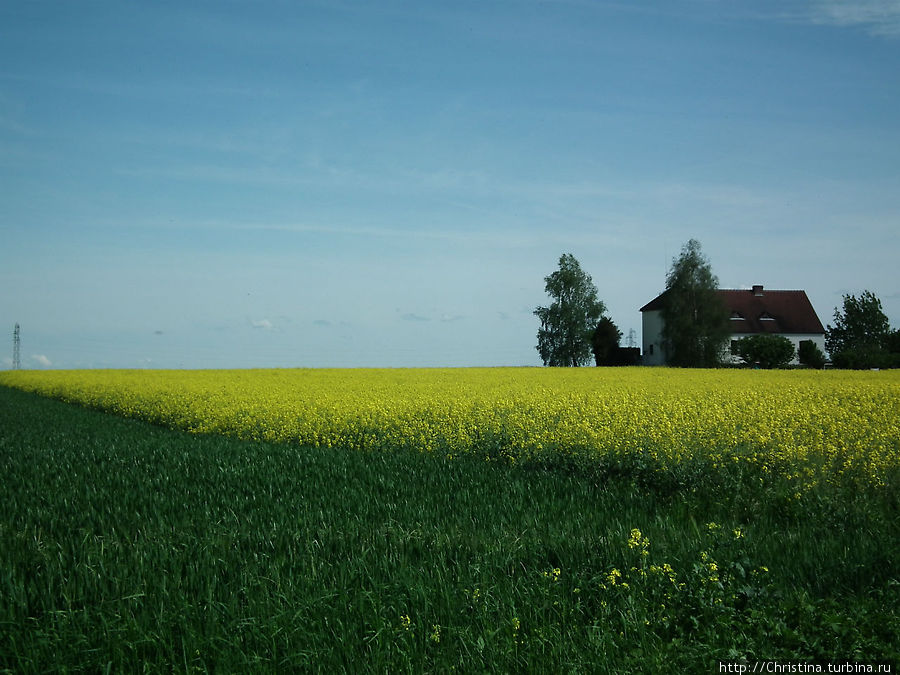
[
  {"left": 534, "top": 254, "right": 606, "bottom": 367},
  {"left": 660, "top": 239, "right": 729, "bottom": 367},
  {"left": 825, "top": 290, "right": 890, "bottom": 356},
  {"left": 826, "top": 291, "right": 894, "bottom": 368}
]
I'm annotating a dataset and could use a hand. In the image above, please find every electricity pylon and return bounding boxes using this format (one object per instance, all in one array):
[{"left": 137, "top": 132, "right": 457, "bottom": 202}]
[{"left": 13, "top": 323, "right": 20, "bottom": 370}]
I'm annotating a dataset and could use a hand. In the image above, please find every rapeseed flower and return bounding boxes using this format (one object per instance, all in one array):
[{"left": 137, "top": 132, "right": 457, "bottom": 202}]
[{"left": 2, "top": 368, "right": 897, "bottom": 494}]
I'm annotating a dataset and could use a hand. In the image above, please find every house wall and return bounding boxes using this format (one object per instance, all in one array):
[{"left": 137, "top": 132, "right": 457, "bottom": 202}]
[
  {"left": 641, "top": 310, "right": 666, "bottom": 366},
  {"left": 644, "top": 310, "right": 826, "bottom": 367},
  {"left": 726, "top": 333, "right": 827, "bottom": 366}
]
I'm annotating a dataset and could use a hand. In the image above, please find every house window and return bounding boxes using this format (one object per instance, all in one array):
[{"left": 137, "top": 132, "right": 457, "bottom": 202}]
[
  {"left": 759, "top": 312, "right": 775, "bottom": 321},
  {"left": 730, "top": 311, "right": 744, "bottom": 320}
]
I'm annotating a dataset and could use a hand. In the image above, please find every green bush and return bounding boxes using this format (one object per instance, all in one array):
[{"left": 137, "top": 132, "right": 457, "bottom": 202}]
[
  {"left": 798, "top": 340, "right": 826, "bottom": 369},
  {"left": 735, "top": 334, "right": 795, "bottom": 369},
  {"left": 831, "top": 346, "right": 900, "bottom": 370}
]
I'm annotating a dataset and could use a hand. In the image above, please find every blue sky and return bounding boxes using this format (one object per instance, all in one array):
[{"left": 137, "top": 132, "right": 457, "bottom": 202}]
[{"left": 2, "top": 0, "right": 899, "bottom": 368}]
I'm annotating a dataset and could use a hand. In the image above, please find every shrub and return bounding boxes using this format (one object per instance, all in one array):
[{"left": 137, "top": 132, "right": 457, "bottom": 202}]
[
  {"left": 735, "top": 335, "right": 795, "bottom": 369},
  {"left": 831, "top": 346, "right": 900, "bottom": 370},
  {"left": 798, "top": 340, "right": 826, "bottom": 369}
]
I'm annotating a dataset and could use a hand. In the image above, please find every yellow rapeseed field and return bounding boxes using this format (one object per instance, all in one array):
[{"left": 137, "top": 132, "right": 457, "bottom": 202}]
[{"left": 2, "top": 367, "right": 898, "bottom": 491}]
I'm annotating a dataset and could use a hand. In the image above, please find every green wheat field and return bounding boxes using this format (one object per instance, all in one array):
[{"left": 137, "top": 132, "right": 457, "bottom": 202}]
[{"left": 1, "top": 370, "right": 898, "bottom": 673}]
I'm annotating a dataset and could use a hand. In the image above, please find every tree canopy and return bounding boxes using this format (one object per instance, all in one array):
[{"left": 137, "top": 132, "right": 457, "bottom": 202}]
[
  {"left": 660, "top": 239, "right": 729, "bottom": 367},
  {"left": 825, "top": 290, "right": 890, "bottom": 356},
  {"left": 826, "top": 291, "right": 897, "bottom": 368},
  {"left": 534, "top": 254, "right": 606, "bottom": 367}
]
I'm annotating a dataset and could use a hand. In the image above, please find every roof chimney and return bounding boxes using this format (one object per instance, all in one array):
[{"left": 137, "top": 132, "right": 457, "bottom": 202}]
[{"left": 752, "top": 285, "right": 764, "bottom": 296}]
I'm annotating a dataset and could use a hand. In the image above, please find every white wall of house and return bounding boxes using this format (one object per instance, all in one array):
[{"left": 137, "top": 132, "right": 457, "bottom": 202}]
[
  {"left": 727, "top": 333, "right": 827, "bottom": 366},
  {"left": 643, "top": 311, "right": 827, "bottom": 366},
  {"left": 641, "top": 310, "right": 666, "bottom": 366}
]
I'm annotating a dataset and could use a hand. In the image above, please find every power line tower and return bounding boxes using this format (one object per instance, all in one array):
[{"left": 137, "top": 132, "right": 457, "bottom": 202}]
[{"left": 13, "top": 323, "right": 20, "bottom": 370}]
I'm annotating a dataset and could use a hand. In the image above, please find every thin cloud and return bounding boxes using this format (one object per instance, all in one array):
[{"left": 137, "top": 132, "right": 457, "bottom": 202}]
[
  {"left": 686, "top": 1, "right": 900, "bottom": 37},
  {"left": 251, "top": 319, "right": 274, "bottom": 330},
  {"left": 809, "top": 0, "right": 900, "bottom": 35},
  {"left": 142, "top": 217, "right": 530, "bottom": 247},
  {"left": 31, "top": 354, "right": 52, "bottom": 368},
  {"left": 401, "top": 313, "right": 430, "bottom": 322}
]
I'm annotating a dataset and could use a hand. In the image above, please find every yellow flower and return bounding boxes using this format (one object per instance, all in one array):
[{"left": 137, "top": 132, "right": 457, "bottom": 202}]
[
  {"left": 3, "top": 368, "right": 897, "bottom": 495},
  {"left": 627, "top": 528, "right": 650, "bottom": 555}
]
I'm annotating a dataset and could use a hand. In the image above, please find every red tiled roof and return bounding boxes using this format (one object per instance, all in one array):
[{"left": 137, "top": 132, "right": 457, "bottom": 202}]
[{"left": 640, "top": 287, "right": 825, "bottom": 335}]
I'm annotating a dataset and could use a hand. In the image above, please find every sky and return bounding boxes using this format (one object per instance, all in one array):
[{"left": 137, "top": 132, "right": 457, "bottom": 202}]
[{"left": 2, "top": 0, "right": 899, "bottom": 369}]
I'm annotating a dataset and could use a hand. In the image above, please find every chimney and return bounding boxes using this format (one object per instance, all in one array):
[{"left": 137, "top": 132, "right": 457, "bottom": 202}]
[{"left": 752, "top": 285, "right": 764, "bottom": 296}]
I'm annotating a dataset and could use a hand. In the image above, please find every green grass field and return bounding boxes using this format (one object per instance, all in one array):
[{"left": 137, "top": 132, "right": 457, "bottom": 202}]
[{"left": 1, "top": 384, "right": 898, "bottom": 672}]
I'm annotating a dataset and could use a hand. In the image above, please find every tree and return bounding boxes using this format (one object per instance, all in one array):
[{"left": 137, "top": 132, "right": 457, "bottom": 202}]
[
  {"left": 534, "top": 254, "right": 606, "bottom": 367},
  {"left": 591, "top": 316, "right": 622, "bottom": 366},
  {"left": 660, "top": 239, "right": 730, "bottom": 367},
  {"left": 798, "top": 340, "right": 826, "bottom": 369},
  {"left": 825, "top": 291, "right": 890, "bottom": 358},
  {"left": 735, "top": 334, "right": 795, "bottom": 369},
  {"left": 887, "top": 329, "right": 900, "bottom": 356}
]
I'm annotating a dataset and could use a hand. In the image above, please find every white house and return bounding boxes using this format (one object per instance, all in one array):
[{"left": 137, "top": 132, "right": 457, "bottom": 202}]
[{"left": 640, "top": 285, "right": 826, "bottom": 366}]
